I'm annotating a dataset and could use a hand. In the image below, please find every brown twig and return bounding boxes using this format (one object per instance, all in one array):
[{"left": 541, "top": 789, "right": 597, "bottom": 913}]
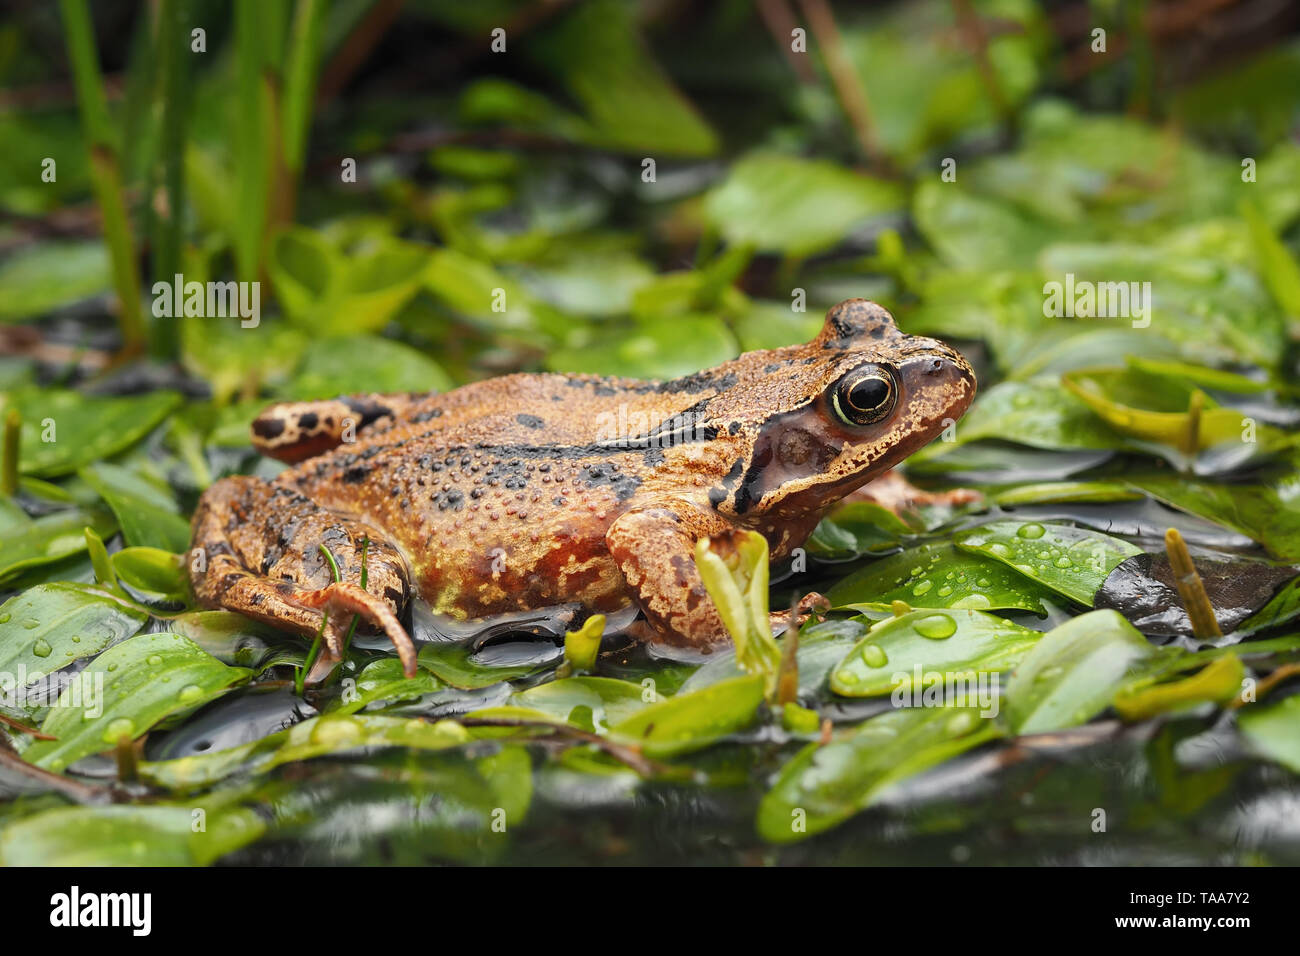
[
  {"left": 756, "top": 0, "right": 817, "bottom": 83},
  {"left": 1165, "top": 528, "right": 1222, "bottom": 640},
  {"left": 0, "top": 748, "right": 113, "bottom": 804},
  {"left": 796, "top": 0, "right": 889, "bottom": 172},
  {"left": 950, "top": 0, "right": 1010, "bottom": 124}
]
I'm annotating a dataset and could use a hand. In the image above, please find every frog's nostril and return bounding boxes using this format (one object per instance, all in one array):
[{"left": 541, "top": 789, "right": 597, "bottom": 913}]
[{"left": 926, "top": 357, "right": 944, "bottom": 375}]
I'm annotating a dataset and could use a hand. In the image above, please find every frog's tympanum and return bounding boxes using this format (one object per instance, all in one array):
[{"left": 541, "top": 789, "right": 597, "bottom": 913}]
[{"left": 190, "top": 299, "right": 976, "bottom": 676}]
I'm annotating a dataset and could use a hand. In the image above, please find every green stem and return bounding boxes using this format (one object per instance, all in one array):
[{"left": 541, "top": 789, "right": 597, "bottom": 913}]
[
  {"left": 60, "top": 0, "right": 146, "bottom": 354},
  {"left": 282, "top": 0, "right": 324, "bottom": 177},
  {"left": 2, "top": 409, "right": 19, "bottom": 497},
  {"left": 150, "top": 0, "right": 194, "bottom": 361},
  {"left": 342, "top": 537, "right": 368, "bottom": 657}
]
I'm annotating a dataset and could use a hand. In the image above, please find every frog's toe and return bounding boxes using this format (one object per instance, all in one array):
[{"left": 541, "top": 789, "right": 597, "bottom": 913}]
[
  {"left": 771, "top": 592, "right": 831, "bottom": 635},
  {"left": 295, "top": 582, "right": 418, "bottom": 678}
]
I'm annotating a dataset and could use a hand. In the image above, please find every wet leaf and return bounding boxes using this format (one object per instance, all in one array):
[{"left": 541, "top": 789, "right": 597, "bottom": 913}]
[
  {"left": 1095, "top": 554, "right": 1296, "bottom": 640},
  {"left": 24, "top": 632, "right": 252, "bottom": 771},
  {"left": 827, "top": 541, "right": 1052, "bottom": 613},
  {"left": 954, "top": 520, "right": 1143, "bottom": 606},
  {"left": 1130, "top": 474, "right": 1300, "bottom": 562},
  {"left": 757, "top": 705, "right": 1000, "bottom": 843},
  {"left": 0, "top": 582, "right": 146, "bottom": 683},
  {"left": 1004, "top": 610, "right": 1158, "bottom": 734},
  {"left": 830, "top": 608, "right": 1042, "bottom": 698}
]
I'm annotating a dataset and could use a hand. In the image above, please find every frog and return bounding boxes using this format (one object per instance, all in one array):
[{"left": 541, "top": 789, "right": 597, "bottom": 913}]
[{"left": 188, "top": 298, "right": 976, "bottom": 678}]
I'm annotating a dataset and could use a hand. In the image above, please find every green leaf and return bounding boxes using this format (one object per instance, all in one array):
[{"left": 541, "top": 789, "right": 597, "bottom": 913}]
[
  {"left": 0, "top": 388, "right": 180, "bottom": 478},
  {"left": 608, "top": 674, "right": 764, "bottom": 758},
  {"left": 0, "top": 240, "right": 111, "bottom": 322},
  {"left": 509, "top": 676, "right": 648, "bottom": 731},
  {"left": 827, "top": 541, "right": 1052, "bottom": 613},
  {"left": 110, "top": 546, "right": 188, "bottom": 604},
  {"left": 954, "top": 520, "right": 1143, "bottom": 606},
  {"left": 332, "top": 657, "right": 446, "bottom": 713},
  {"left": 267, "top": 228, "right": 429, "bottom": 336},
  {"left": 913, "top": 380, "right": 1123, "bottom": 459},
  {"left": 913, "top": 180, "right": 1054, "bottom": 270},
  {"left": 79, "top": 461, "right": 191, "bottom": 552},
  {"left": 830, "top": 608, "right": 1042, "bottom": 698},
  {"left": 694, "top": 531, "right": 781, "bottom": 699},
  {"left": 0, "top": 582, "right": 146, "bottom": 681},
  {"left": 1238, "top": 695, "right": 1300, "bottom": 774},
  {"left": 757, "top": 705, "right": 1000, "bottom": 843},
  {"left": 529, "top": 0, "right": 717, "bottom": 157},
  {"left": 546, "top": 313, "right": 737, "bottom": 380},
  {"left": 280, "top": 334, "right": 453, "bottom": 400},
  {"left": 706, "top": 152, "right": 902, "bottom": 257},
  {"left": 417, "top": 641, "right": 555, "bottom": 690},
  {"left": 1004, "top": 610, "right": 1158, "bottom": 734},
  {"left": 1113, "top": 654, "right": 1245, "bottom": 721},
  {"left": 1130, "top": 474, "right": 1300, "bottom": 562},
  {"left": 0, "top": 804, "right": 265, "bottom": 866},
  {"left": 24, "top": 632, "right": 251, "bottom": 771},
  {"left": 140, "top": 714, "right": 473, "bottom": 791},
  {"left": 0, "top": 507, "right": 116, "bottom": 584}
]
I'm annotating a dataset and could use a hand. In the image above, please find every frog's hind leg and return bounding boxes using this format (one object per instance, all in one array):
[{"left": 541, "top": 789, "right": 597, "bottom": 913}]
[{"left": 189, "top": 477, "right": 417, "bottom": 677}]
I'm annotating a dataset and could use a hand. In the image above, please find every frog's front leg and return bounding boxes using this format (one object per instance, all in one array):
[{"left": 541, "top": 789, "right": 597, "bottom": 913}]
[
  {"left": 606, "top": 504, "right": 818, "bottom": 648},
  {"left": 189, "top": 477, "right": 417, "bottom": 677}
]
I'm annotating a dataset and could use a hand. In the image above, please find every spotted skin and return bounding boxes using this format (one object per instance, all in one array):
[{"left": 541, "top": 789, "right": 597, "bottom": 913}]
[{"left": 189, "top": 299, "right": 976, "bottom": 677}]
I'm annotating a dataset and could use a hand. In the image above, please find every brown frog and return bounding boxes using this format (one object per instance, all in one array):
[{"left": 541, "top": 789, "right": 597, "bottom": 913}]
[{"left": 189, "top": 299, "right": 975, "bottom": 677}]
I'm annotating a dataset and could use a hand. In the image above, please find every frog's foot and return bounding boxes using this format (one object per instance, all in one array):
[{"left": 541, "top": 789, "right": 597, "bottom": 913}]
[
  {"left": 846, "top": 468, "right": 982, "bottom": 515},
  {"left": 771, "top": 592, "right": 831, "bottom": 635},
  {"left": 189, "top": 476, "right": 417, "bottom": 680},
  {"left": 293, "top": 582, "right": 417, "bottom": 676}
]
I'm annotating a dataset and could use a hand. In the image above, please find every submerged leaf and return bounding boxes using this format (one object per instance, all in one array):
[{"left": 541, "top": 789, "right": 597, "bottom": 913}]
[{"left": 757, "top": 705, "right": 1000, "bottom": 843}]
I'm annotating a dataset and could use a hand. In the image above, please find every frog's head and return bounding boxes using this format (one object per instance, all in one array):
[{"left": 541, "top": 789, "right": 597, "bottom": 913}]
[{"left": 713, "top": 299, "right": 975, "bottom": 521}]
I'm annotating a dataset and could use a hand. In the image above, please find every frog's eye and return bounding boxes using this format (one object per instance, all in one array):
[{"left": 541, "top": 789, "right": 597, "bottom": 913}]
[{"left": 831, "top": 367, "right": 896, "bottom": 427}]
